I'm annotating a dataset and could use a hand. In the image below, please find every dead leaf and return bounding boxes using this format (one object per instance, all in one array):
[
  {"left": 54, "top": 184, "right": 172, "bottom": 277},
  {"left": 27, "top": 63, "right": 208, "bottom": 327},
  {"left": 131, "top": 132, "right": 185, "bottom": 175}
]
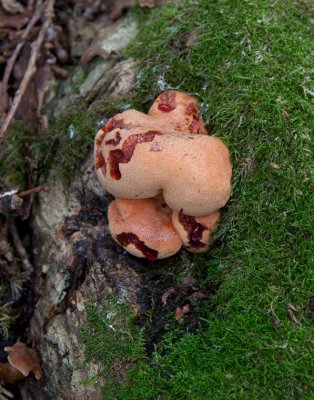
[
  {"left": 175, "top": 304, "right": 191, "bottom": 321},
  {"left": 81, "top": 47, "right": 110, "bottom": 71},
  {"left": 180, "top": 276, "right": 197, "bottom": 288},
  {"left": 288, "top": 308, "right": 301, "bottom": 326},
  {"left": 0, "top": 7, "right": 28, "bottom": 29},
  {"left": 308, "top": 297, "right": 314, "bottom": 318},
  {"left": 108, "top": 0, "right": 134, "bottom": 20},
  {"left": 1, "top": 0, "right": 25, "bottom": 14},
  {"left": 139, "top": 0, "right": 157, "bottom": 7},
  {"left": 281, "top": 109, "right": 289, "bottom": 118},
  {"left": 288, "top": 303, "right": 298, "bottom": 312},
  {"left": 175, "top": 306, "right": 184, "bottom": 321},
  {"left": 270, "top": 285, "right": 278, "bottom": 293},
  {"left": 190, "top": 291, "right": 208, "bottom": 300},
  {"left": 269, "top": 303, "right": 281, "bottom": 327},
  {"left": 270, "top": 162, "right": 280, "bottom": 169},
  {"left": 161, "top": 287, "right": 176, "bottom": 306},
  {"left": 186, "top": 30, "right": 198, "bottom": 47}
]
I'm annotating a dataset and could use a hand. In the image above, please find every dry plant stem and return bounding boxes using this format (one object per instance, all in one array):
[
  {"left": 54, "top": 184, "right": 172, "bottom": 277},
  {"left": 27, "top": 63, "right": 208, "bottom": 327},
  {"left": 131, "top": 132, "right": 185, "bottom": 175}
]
[
  {"left": 0, "top": 384, "right": 14, "bottom": 399},
  {"left": 27, "top": 0, "right": 36, "bottom": 12},
  {"left": 17, "top": 186, "right": 42, "bottom": 197},
  {"left": 0, "top": 0, "right": 55, "bottom": 137},
  {"left": 0, "top": 2, "right": 45, "bottom": 103},
  {"left": 9, "top": 222, "right": 33, "bottom": 272}
]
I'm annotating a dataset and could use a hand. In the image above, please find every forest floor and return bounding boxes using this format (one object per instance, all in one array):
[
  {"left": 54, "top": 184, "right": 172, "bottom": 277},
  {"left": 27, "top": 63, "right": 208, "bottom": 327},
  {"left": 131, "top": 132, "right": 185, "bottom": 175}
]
[{"left": 0, "top": 0, "right": 313, "bottom": 399}]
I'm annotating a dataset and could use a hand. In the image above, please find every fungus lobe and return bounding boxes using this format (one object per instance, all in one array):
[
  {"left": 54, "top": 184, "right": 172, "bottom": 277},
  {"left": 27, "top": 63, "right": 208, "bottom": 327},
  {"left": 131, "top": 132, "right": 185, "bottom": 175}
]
[
  {"left": 116, "top": 232, "right": 158, "bottom": 261},
  {"left": 178, "top": 210, "right": 206, "bottom": 249},
  {"left": 95, "top": 150, "right": 106, "bottom": 177},
  {"left": 157, "top": 91, "right": 176, "bottom": 112},
  {"left": 109, "top": 130, "right": 162, "bottom": 180},
  {"left": 105, "top": 131, "right": 122, "bottom": 146}
]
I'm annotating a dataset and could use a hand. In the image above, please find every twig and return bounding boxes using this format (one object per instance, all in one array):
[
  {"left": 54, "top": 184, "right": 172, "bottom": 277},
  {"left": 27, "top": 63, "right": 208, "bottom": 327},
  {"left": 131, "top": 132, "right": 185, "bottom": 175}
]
[
  {"left": 0, "top": 384, "right": 14, "bottom": 400},
  {"left": 17, "top": 186, "right": 42, "bottom": 197},
  {"left": 0, "top": 0, "right": 55, "bottom": 137},
  {"left": 269, "top": 300, "right": 281, "bottom": 327},
  {"left": 27, "top": 0, "right": 36, "bottom": 12}
]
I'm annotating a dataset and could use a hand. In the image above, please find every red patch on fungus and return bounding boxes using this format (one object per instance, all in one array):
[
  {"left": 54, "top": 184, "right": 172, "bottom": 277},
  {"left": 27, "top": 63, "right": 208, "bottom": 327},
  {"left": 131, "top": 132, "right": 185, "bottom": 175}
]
[
  {"left": 95, "top": 150, "right": 106, "bottom": 177},
  {"left": 109, "top": 130, "right": 162, "bottom": 180},
  {"left": 157, "top": 92, "right": 176, "bottom": 112},
  {"left": 186, "top": 103, "right": 198, "bottom": 116},
  {"left": 116, "top": 232, "right": 158, "bottom": 261},
  {"left": 178, "top": 210, "right": 206, "bottom": 249},
  {"left": 105, "top": 131, "right": 122, "bottom": 146},
  {"left": 185, "top": 102, "right": 205, "bottom": 134},
  {"left": 96, "top": 131, "right": 106, "bottom": 146},
  {"left": 101, "top": 119, "right": 135, "bottom": 135},
  {"left": 189, "top": 116, "right": 205, "bottom": 134}
]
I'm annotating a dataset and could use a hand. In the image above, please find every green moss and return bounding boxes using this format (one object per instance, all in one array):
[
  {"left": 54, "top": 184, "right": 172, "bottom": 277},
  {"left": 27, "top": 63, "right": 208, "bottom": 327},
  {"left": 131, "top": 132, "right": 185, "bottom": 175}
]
[
  {"left": 33, "top": 96, "right": 138, "bottom": 185},
  {"left": 2, "top": 0, "right": 314, "bottom": 397},
  {"left": 114, "top": 0, "right": 314, "bottom": 398},
  {"left": 0, "top": 123, "right": 30, "bottom": 190},
  {"left": 0, "top": 305, "right": 15, "bottom": 339},
  {"left": 0, "top": 95, "right": 144, "bottom": 189},
  {"left": 80, "top": 296, "right": 146, "bottom": 397}
]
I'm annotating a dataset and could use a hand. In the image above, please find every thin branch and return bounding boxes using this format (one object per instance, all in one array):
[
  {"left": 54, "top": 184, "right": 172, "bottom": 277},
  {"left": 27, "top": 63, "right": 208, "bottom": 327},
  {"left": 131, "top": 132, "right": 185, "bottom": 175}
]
[
  {"left": 17, "top": 186, "right": 42, "bottom": 197},
  {"left": 0, "top": 0, "right": 55, "bottom": 137}
]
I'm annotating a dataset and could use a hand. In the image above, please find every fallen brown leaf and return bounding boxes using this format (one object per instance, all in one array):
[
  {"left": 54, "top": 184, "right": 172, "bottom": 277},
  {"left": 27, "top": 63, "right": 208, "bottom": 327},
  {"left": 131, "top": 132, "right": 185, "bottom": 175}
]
[
  {"left": 1, "top": 0, "right": 25, "bottom": 14},
  {"left": 139, "top": 0, "right": 158, "bottom": 7},
  {"left": 288, "top": 308, "right": 301, "bottom": 326},
  {"left": 0, "top": 7, "right": 28, "bottom": 29},
  {"left": 161, "top": 287, "right": 176, "bottom": 306},
  {"left": 175, "top": 304, "right": 191, "bottom": 321},
  {"left": 270, "top": 162, "right": 280, "bottom": 170}
]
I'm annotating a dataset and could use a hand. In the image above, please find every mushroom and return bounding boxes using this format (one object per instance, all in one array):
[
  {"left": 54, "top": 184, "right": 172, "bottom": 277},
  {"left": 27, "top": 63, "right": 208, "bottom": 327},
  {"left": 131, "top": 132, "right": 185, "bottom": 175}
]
[
  {"left": 148, "top": 90, "right": 207, "bottom": 135},
  {"left": 95, "top": 129, "right": 231, "bottom": 216},
  {"left": 94, "top": 90, "right": 232, "bottom": 259},
  {"left": 0, "top": 342, "right": 43, "bottom": 384},
  {"left": 108, "top": 196, "right": 182, "bottom": 260},
  {"left": 94, "top": 90, "right": 208, "bottom": 182},
  {"left": 172, "top": 210, "right": 220, "bottom": 252}
]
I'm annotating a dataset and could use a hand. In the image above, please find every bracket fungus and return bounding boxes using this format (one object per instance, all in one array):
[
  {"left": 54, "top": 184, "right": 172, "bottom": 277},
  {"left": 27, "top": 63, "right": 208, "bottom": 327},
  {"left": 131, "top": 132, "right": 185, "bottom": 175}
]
[{"left": 95, "top": 90, "right": 232, "bottom": 260}]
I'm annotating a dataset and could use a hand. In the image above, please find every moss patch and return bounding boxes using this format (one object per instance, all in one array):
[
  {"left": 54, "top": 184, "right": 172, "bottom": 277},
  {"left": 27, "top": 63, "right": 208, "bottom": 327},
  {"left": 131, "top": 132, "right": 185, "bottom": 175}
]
[
  {"left": 111, "top": 0, "right": 314, "bottom": 398},
  {"left": 0, "top": 95, "right": 146, "bottom": 190},
  {"left": 80, "top": 296, "right": 146, "bottom": 397}
]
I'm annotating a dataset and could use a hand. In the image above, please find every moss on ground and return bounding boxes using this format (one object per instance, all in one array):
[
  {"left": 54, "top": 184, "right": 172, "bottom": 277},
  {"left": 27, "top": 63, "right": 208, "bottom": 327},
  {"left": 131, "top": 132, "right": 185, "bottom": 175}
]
[
  {"left": 0, "top": 95, "right": 145, "bottom": 189},
  {"left": 103, "top": 0, "right": 313, "bottom": 398},
  {"left": 80, "top": 296, "right": 146, "bottom": 397}
]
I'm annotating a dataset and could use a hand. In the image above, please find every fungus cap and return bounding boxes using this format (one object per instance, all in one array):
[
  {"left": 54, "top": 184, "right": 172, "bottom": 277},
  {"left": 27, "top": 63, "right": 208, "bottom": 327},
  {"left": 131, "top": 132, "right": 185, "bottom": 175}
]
[
  {"left": 148, "top": 90, "right": 207, "bottom": 135},
  {"left": 172, "top": 210, "right": 220, "bottom": 252},
  {"left": 108, "top": 197, "right": 182, "bottom": 260},
  {"left": 4, "top": 342, "right": 42, "bottom": 380},
  {"left": 96, "top": 131, "right": 231, "bottom": 216}
]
